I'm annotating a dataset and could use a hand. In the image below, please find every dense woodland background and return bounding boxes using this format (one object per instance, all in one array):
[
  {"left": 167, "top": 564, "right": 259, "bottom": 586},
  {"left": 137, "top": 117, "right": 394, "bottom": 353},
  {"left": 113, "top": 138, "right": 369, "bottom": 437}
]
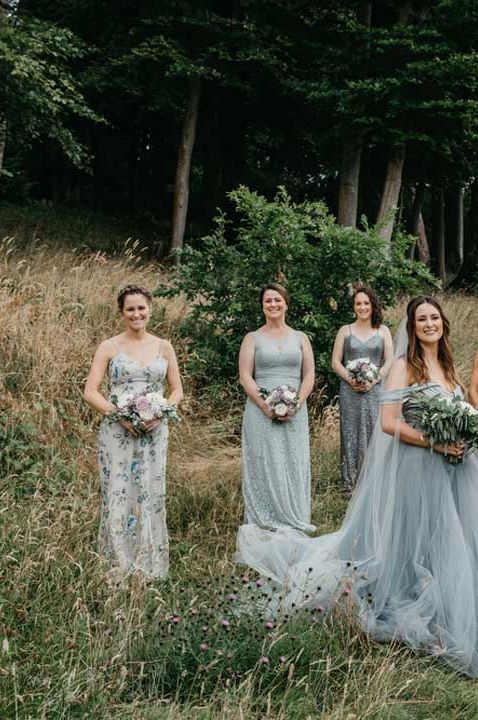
[{"left": 2, "top": 0, "right": 478, "bottom": 283}]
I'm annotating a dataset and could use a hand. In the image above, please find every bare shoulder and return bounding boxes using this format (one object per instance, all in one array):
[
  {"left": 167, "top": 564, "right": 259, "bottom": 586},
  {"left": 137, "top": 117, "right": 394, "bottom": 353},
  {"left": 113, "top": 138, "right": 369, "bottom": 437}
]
[
  {"left": 387, "top": 355, "right": 408, "bottom": 388},
  {"left": 295, "top": 329, "right": 312, "bottom": 346},
  {"left": 158, "top": 338, "right": 176, "bottom": 356},
  {"left": 379, "top": 324, "right": 393, "bottom": 339},
  {"left": 96, "top": 337, "right": 117, "bottom": 359}
]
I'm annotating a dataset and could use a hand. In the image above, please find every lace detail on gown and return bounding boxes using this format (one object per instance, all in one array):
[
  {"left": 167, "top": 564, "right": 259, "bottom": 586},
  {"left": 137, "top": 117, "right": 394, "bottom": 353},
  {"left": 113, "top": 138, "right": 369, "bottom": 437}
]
[
  {"left": 97, "top": 352, "right": 170, "bottom": 579},
  {"left": 241, "top": 330, "right": 314, "bottom": 532}
]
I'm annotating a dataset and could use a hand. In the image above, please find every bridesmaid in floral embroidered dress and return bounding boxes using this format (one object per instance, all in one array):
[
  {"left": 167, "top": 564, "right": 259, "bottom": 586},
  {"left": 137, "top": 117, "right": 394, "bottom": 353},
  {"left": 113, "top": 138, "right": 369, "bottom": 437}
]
[
  {"left": 332, "top": 285, "right": 393, "bottom": 492},
  {"left": 84, "top": 285, "right": 183, "bottom": 579}
]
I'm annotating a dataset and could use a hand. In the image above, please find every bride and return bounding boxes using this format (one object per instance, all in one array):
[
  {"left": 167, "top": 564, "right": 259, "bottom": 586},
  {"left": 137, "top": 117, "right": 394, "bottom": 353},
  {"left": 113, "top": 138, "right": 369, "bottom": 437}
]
[{"left": 236, "top": 296, "right": 478, "bottom": 677}]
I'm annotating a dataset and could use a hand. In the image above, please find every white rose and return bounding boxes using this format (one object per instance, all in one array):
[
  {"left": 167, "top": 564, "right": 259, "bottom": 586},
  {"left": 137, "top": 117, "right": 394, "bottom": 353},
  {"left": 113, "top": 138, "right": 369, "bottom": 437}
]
[
  {"left": 138, "top": 408, "right": 155, "bottom": 421},
  {"left": 282, "top": 390, "right": 296, "bottom": 402},
  {"left": 274, "top": 403, "right": 288, "bottom": 417}
]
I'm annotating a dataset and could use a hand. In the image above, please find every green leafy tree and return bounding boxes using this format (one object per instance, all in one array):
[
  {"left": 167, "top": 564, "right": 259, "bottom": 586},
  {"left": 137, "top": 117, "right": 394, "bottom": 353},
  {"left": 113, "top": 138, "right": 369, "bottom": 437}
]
[{"left": 158, "top": 186, "right": 437, "bottom": 398}]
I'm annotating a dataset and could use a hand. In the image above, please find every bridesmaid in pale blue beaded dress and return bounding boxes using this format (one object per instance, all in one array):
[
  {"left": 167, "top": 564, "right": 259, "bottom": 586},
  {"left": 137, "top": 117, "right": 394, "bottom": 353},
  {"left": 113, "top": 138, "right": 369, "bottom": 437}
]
[
  {"left": 84, "top": 285, "right": 183, "bottom": 579},
  {"left": 238, "top": 284, "right": 315, "bottom": 532},
  {"left": 332, "top": 286, "right": 393, "bottom": 491}
]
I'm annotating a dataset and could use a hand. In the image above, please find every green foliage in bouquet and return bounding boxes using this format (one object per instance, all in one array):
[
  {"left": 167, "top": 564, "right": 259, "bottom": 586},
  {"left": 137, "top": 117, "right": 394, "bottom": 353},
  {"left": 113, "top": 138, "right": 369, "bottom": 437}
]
[
  {"left": 157, "top": 187, "right": 438, "bottom": 398},
  {"left": 403, "top": 392, "right": 478, "bottom": 463}
]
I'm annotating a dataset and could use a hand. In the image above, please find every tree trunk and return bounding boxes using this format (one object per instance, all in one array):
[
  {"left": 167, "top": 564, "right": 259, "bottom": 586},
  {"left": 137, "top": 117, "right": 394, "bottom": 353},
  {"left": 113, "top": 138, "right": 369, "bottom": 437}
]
[
  {"left": 338, "top": 135, "right": 363, "bottom": 227},
  {"left": 464, "top": 179, "right": 478, "bottom": 275},
  {"left": 436, "top": 188, "right": 446, "bottom": 282},
  {"left": 0, "top": 0, "right": 9, "bottom": 185},
  {"left": 170, "top": 77, "right": 201, "bottom": 264},
  {"left": 337, "top": 0, "right": 371, "bottom": 228},
  {"left": 456, "top": 185, "right": 464, "bottom": 270},
  {"left": 408, "top": 182, "right": 430, "bottom": 263},
  {"left": 376, "top": 143, "right": 406, "bottom": 243}
]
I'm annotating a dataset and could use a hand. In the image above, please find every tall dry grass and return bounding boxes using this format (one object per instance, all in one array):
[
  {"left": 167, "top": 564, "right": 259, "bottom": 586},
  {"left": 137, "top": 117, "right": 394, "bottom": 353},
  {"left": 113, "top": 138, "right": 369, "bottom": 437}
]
[{"left": 1, "top": 239, "right": 478, "bottom": 719}]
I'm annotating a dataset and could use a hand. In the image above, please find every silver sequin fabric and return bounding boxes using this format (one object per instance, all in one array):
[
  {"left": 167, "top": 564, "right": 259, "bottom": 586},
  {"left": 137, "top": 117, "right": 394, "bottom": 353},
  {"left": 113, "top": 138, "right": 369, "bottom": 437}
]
[{"left": 339, "top": 331, "right": 384, "bottom": 491}]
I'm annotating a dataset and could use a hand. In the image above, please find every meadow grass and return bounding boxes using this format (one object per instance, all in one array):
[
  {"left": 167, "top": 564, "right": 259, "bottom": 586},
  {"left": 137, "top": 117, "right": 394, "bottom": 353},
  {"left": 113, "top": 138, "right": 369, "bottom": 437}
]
[{"left": 1, "top": 239, "right": 478, "bottom": 719}]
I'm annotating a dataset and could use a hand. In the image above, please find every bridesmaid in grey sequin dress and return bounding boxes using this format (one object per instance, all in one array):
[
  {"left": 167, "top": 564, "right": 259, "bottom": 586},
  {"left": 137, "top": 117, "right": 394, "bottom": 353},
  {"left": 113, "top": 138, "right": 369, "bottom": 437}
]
[
  {"left": 238, "top": 284, "right": 316, "bottom": 531},
  {"left": 84, "top": 285, "right": 183, "bottom": 579},
  {"left": 332, "top": 286, "right": 393, "bottom": 491}
]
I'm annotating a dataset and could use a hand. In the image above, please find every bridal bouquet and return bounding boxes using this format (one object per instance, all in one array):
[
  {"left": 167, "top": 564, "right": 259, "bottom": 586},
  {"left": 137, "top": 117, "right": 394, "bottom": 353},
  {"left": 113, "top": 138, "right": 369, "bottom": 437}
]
[
  {"left": 346, "top": 357, "right": 380, "bottom": 385},
  {"left": 403, "top": 391, "right": 478, "bottom": 464},
  {"left": 259, "top": 384, "right": 299, "bottom": 419},
  {"left": 110, "top": 389, "right": 180, "bottom": 429}
]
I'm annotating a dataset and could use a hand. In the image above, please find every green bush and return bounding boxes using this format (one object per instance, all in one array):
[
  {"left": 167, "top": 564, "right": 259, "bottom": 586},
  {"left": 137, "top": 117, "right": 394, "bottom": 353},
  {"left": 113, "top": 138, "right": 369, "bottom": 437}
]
[{"left": 157, "top": 186, "right": 438, "bottom": 398}]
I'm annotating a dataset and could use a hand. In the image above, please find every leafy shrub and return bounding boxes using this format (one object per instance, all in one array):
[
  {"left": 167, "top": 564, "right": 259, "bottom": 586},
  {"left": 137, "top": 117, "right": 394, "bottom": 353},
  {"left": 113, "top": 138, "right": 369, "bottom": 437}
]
[{"left": 157, "top": 186, "right": 438, "bottom": 398}]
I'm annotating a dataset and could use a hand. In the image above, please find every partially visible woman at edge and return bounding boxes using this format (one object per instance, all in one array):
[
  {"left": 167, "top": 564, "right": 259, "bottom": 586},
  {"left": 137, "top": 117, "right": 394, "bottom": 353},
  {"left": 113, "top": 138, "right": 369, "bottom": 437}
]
[
  {"left": 331, "top": 285, "right": 393, "bottom": 492},
  {"left": 238, "top": 283, "right": 315, "bottom": 532},
  {"left": 468, "top": 349, "right": 478, "bottom": 407},
  {"left": 84, "top": 284, "right": 183, "bottom": 580}
]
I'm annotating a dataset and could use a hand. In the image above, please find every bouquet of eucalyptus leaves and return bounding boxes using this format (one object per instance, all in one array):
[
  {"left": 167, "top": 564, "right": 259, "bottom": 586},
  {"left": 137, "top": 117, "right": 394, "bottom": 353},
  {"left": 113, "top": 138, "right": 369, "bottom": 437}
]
[{"left": 403, "top": 391, "right": 478, "bottom": 464}]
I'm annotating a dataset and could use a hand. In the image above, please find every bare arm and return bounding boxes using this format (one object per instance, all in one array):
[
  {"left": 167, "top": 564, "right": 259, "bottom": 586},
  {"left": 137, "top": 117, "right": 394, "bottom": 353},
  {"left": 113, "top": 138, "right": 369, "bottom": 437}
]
[
  {"left": 381, "top": 358, "right": 463, "bottom": 457},
  {"left": 83, "top": 340, "right": 116, "bottom": 416},
  {"left": 163, "top": 341, "right": 184, "bottom": 406},
  {"left": 331, "top": 326, "right": 351, "bottom": 383},
  {"left": 379, "top": 325, "right": 394, "bottom": 381},
  {"left": 238, "top": 333, "right": 272, "bottom": 417},
  {"left": 468, "top": 351, "right": 478, "bottom": 408},
  {"left": 299, "top": 332, "right": 315, "bottom": 405}
]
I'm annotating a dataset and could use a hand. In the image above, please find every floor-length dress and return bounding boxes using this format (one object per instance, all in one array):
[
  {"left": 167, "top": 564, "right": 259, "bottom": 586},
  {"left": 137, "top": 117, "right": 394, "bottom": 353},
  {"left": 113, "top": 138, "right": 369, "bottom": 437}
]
[
  {"left": 97, "top": 351, "right": 170, "bottom": 578},
  {"left": 237, "top": 382, "right": 478, "bottom": 677},
  {"left": 340, "top": 328, "right": 384, "bottom": 491},
  {"left": 241, "top": 330, "right": 315, "bottom": 532}
]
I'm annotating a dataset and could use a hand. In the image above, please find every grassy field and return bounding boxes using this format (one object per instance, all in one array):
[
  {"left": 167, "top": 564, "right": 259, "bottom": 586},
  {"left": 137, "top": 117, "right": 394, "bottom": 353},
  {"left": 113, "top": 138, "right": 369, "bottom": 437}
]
[{"left": 2, "top": 239, "right": 478, "bottom": 719}]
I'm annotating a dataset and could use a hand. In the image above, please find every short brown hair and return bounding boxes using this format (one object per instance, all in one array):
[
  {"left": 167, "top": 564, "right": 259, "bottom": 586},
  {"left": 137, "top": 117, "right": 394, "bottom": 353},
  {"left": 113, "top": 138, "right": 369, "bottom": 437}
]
[
  {"left": 259, "top": 283, "right": 290, "bottom": 308},
  {"left": 117, "top": 285, "right": 153, "bottom": 311},
  {"left": 353, "top": 285, "right": 383, "bottom": 328}
]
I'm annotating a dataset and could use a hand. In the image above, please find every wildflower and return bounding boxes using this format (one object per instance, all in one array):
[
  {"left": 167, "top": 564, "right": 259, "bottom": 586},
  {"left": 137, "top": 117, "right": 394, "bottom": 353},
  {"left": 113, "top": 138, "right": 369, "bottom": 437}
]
[
  {"left": 256, "top": 578, "right": 264, "bottom": 588},
  {"left": 316, "top": 606, "right": 324, "bottom": 613},
  {"left": 171, "top": 615, "right": 180, "bottom": 624},
  {"left": 242, "top": 575, "right": 249, "bottom": 584},
  {"left": 202, "top": 625, "right": 209, "bottom": 632},
  {"left": 199, "top": 643, "right": 209, "bottom": 651},
  {"left": 259, "top": 656, "right": 270, "bottom": 665},
  {"left": 190, "top": 608, "right": 198, "bottom": 616},
  {"left": 221, "top": 619, "right": 230, "bottom": 628},
  {"left": 279, "top": 655, "right": 287, "bottom": 664},
  {"left": 228, "top": 593, "right": 237, "bottom": 601},
  {"left": 265, "top": 621, "right": 274, "bottom": 630},
  {"left": 343, "top": 585, "right": 351, "bottom": 595}
]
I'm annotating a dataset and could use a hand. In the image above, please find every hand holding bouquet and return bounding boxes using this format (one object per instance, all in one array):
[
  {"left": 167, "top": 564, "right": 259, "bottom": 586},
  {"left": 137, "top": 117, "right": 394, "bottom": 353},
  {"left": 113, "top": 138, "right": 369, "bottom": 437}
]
[
  {"left": 259, "top": 384, "right": 299, "bottom": 420},
  {"left": 403, "top": 391, "right": 478, "bottom": 464},
  {"left": 346, "top": 357, "right": 380, "bottom": 386},
  {"left": 110, "top": 388, "right": 180, "bottom": 432}
]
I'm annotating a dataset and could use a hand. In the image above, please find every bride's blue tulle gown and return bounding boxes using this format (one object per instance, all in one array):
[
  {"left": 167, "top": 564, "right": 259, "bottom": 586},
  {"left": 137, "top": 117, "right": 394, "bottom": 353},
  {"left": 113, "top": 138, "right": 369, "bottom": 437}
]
[{"left": 236, "top": 381, "right": 478, "bottom": 677}]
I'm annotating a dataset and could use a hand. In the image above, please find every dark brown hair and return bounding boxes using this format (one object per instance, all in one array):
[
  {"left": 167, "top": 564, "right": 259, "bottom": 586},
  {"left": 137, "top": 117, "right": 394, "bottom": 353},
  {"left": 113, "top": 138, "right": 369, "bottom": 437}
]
[
  {"left": 259, "top": 283, "right": 290, "bottom": 308},
  {"left": 353, "top": 285, "right": 383, "bottom": 328},
  {"left": 406, "top": 296, "right": 461, "bottom": 387},
  {"left": 117, "top": 285, "right": 153, "bottom": 311}
]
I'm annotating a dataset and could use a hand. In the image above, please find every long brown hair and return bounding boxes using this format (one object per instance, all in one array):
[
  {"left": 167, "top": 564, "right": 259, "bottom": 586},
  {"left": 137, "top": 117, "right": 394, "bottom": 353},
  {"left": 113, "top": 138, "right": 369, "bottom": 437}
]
[
  {"left": 353, "top": 285, "right": 383, "bottom": 328},
  {"left": 406, "top": 296, "right": 461, "bottom": 387}
]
